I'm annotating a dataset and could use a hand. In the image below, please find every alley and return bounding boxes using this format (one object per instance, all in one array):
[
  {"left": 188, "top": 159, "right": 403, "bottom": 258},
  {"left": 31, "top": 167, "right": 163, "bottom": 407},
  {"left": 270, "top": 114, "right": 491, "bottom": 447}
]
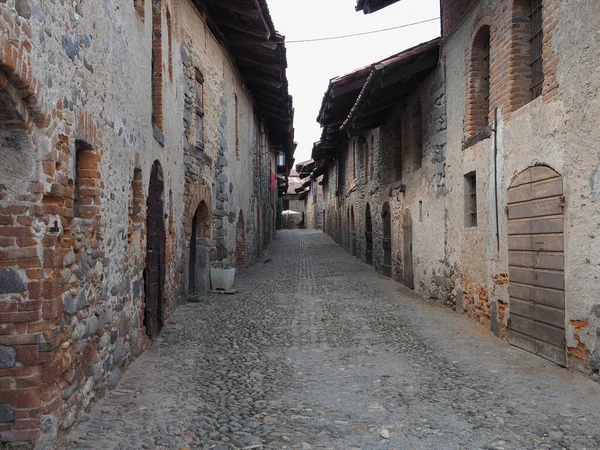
[{"left": 63, "top": 230, "right": 600, "bottom": 450}]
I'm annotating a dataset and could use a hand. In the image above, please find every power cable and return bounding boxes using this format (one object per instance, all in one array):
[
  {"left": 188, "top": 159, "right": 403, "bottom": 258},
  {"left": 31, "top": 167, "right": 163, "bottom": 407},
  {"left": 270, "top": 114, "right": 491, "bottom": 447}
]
[{"left": 285, "top": 17, "right": 439, "bottom": 44}]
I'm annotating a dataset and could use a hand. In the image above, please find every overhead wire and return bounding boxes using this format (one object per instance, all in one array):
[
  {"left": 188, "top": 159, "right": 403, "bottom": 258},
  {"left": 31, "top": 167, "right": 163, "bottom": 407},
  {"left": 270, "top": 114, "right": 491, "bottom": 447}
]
[{"left": 285, "top": 17, "right": 440, "bottom": 44}]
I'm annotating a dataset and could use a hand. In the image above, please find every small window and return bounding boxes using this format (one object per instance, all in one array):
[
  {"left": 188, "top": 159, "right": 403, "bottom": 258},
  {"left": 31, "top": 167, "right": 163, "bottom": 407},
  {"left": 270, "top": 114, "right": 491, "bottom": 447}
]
[
  {"left": 412, "top": 99, "right": 423, "bottom": 169},
  {"left": 195, "top": 69, "right": 204, "bottom": 149},
  {"left": 235, "top": 93, "right": 239, "bottom": 157},
  {"left": 392, "top": 120, "right": 402, "bottom": 182},
  {"left": 465, "top": 172, "right": 477, "bottom": 227},
  {"left": 167, "top": 9, "right": 173, "bottom": 82},
  {"left": 529, "top": 0, "right": 544, "bottom": 99},
  {"left": 419, "top": 200, "right": 423, "bottom": 223}
]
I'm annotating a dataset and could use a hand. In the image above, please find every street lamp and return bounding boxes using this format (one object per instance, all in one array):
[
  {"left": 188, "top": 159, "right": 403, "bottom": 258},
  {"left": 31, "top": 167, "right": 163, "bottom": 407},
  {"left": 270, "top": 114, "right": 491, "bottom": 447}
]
[{"left": 277, "top": 150, "right": 286, "bottom": 170}]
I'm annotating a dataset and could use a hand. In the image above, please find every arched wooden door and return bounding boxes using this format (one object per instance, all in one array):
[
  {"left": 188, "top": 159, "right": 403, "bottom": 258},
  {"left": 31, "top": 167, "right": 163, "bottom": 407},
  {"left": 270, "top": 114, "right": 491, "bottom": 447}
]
[
  {"left": 365, "top": 204, "right": 373, "bottom": 265},
  {"left": 236, "top": 210, "right": 246, "bottom": 268},
  {"left": 145, "top": 161, "right": 166, "bottom": 337},
  {"left": 403, "top": 209, "right": 414, "bottom": 289},
  {"left": 507, "top": 166, "right": 565, "bottom": 366},
  {"left": 381, "top": 202, "right": 392, "bottom": 278},
  {"left": 189, "top": 201, "right": 211, "bottom": 294}
]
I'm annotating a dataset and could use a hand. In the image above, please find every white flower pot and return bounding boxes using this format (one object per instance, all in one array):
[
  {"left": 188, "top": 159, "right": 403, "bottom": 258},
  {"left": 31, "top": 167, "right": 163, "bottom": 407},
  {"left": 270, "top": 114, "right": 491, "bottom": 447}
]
[{"left": 210, "top": 268, "right": 236, "bottom": 291}]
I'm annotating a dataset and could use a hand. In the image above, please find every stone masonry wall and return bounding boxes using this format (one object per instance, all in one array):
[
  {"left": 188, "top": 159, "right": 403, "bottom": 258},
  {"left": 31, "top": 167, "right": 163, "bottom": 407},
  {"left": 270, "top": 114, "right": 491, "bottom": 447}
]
[
  {"left": 0, "top": 0, "right": 283, "bottom": 447},
  {"left": 322, "top": 65, "right": 448, "bottom": 295}
]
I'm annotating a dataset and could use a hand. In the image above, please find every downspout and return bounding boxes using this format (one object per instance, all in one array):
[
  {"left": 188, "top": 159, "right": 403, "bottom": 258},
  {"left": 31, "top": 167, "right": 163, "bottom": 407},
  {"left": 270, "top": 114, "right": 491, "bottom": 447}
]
[{"left": 493, "top": 107, "right": 500, "bottom": 254}]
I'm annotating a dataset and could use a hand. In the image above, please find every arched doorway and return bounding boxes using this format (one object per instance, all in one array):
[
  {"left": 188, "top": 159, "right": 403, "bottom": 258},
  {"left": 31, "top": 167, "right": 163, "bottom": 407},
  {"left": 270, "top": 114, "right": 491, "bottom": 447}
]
[
  {"left": 381, "top": 202, "right": 392, "bottom": 278},
  {"left": 365, "top": 204, "right": 373, "bottom": 265},
  {"left": 189, "top": 200, "right": 211, "bottom": 294},
  {"left": 145, "top": 161, "right": 166, "bottom": 338},
  {"left": 350, "top": 206, "right": 357, "bottom": 256},
  {"left": 236, "top": 210, "right": 246, "bottom": 268},
  {"left": 403, "top": 209, "right": 414, "bottom": 289},
  {"left": 507, "top": 165, "right": 565, "bottom": 365}
]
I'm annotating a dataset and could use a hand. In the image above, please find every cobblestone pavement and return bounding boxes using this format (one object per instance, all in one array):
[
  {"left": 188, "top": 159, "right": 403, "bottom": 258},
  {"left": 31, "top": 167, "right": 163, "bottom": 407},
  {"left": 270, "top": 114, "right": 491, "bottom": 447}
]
[{"left": 62, "top": 230, "right": 600, "bottom": 450}]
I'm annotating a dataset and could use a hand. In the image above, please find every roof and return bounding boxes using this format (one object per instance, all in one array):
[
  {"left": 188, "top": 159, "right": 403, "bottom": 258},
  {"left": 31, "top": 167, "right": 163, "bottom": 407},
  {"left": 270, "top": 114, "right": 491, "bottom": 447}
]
[
  {"left": 342, "top": 38, "right": 440, "bottom": 132},
  {"left": 198, "top": 0, "right": 295, "bottom": 165},
  {"left": 312, "top": 38, "right": 440, "bottom": 162},
  {"left": 356, "top": 0, "right": 404, "bottom": 14}
]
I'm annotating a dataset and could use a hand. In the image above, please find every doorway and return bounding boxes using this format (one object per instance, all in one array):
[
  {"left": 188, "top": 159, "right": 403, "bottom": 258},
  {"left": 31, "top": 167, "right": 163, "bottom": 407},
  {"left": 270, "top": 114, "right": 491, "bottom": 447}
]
[
  {"left": 381, "top": 202, "right": 391, "bottom": 278},
  {"left": 403, "top": 209, "right": 414, "bottom": 289},
  {"left": 365, "top": 203, "right": 373, "bottom": 265},
  {"left": 189, "top": 200, "right": 211, "bottom": 294},
  {"left": 507, "top": 166, "right": 565, "bottom": 365},
  {"left": 236, "top": 210, "right": 246, "bottom": 268},
  {"left": 145, "top": 161, "right": 166, "bottom": 338}
]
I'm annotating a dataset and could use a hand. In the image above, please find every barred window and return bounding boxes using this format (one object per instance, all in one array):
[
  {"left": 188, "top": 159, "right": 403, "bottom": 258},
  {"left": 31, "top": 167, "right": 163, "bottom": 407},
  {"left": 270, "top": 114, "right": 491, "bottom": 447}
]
[{"left": 529, "top": 0, "right": 544, "bottom": 99}]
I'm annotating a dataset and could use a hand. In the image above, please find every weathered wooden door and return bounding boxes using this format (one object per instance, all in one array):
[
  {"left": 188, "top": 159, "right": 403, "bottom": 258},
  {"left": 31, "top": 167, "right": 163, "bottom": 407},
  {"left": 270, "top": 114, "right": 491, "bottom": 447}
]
[
  {"left": 145, "top": 161, "right": 166, "bottom": 338},
  {"left": 507, "top": 166, "right": 566, "bottom": 366},
  {"left": 382, "top": 202, "right": 392, "bottom": 278},
  {"left": 365, "top": 204, "right": 373, "bottom": 265},
  {"left": 403, "top": 209, "right": 414, "bottom": 289}
]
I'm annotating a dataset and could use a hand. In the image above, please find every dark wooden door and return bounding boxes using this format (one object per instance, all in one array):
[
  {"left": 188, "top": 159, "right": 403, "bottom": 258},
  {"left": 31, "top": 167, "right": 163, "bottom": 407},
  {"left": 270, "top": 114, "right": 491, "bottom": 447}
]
[
  {"left": 145, "top": 161, "right": 165, "bottom": 338},
  {"left": 507, "top": 166, "right": 565, "bottom": 366},
  {"left": 403, "top": 209, "right": 414, "bottom": 289},
  {"left": 382, "top": 203, "right": 391, "bottom": 278},
  {"left": 365, "top": 204, "right": 373, "bottom": 265}
]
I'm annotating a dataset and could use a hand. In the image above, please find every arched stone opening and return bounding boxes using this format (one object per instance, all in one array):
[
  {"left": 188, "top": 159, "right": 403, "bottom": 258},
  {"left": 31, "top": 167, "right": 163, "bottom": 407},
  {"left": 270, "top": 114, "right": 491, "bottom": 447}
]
[
  {"left": 365, "top": 203, "right": 373, "bottom": 265},
  {"left": 189, "top": 200, "right": 211, "bottom": 294},
  {"left": 236, "top": 210, "right": 246, "bottom": 268}
]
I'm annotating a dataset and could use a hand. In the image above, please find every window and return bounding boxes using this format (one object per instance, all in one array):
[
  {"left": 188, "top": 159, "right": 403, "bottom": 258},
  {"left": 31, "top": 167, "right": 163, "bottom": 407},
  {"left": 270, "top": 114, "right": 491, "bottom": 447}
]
[
  {"left": 73, "top": 140, "right": 100, "bottom": 220},
  {"left": 152, "top": 0, "right": 163, "bottom": 132},
  {"left": 464, "top": 172, "right": 477, "bottom": 227},
  {"left": 234, "top": 93, "right": 239, "bottom": 157},
  {"left": 283, "top": 199, "right": 290, "bottom": 210},
  {"left": 419, "top": 200, "right": 423, "bottom": 223},
  {"left": 465, "top": 26, "right": 491, "bottom": 139},
  {"left": 392, "top": 120, "right": 402, "bottom": 182},
  {"left": 411, "top": 98, "right": 423, "bottom": 169},
  {"left": 167, "top": 8, "right": 173, "bottom": 82},
  {"left": 195, "top": 69, "right": 204, "bottom": 149},
  {"left": 529, "top": 0, "right": 543, "bottom": 99}
]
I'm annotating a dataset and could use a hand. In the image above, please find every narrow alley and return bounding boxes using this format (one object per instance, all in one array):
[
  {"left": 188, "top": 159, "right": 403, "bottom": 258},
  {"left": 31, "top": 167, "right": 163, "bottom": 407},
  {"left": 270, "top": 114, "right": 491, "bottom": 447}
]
[{"left": 63, "top": 230, "right": 600, "bottom": 450}]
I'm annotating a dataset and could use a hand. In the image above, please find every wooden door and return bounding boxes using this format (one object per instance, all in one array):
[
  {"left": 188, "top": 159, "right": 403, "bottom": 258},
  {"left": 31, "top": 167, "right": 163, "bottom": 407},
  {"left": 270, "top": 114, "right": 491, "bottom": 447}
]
[
  {"left": 507, "top": 166, "right": 566, "bottom": 366},
  {"left": 403, "top": 209, "right": 414, "bottom": 289},
  {"left": 382, "top": 202, "right": 391, "bottom": 278},
  {"left": 145, "top": 161, "right": 166, "bottom": 338},
  {"left": 365, "top": 204, "right": 373, "bottom": 265}
]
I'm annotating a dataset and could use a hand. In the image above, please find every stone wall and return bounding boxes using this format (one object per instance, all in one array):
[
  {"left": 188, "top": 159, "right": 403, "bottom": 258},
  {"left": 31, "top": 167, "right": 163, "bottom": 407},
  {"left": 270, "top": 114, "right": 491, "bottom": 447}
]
[
  {"left": 322, "top": 65, "right": 448, "bottom": 289},
  {"left": 0, "top": 0, "right": 285, "bottom": 447}
]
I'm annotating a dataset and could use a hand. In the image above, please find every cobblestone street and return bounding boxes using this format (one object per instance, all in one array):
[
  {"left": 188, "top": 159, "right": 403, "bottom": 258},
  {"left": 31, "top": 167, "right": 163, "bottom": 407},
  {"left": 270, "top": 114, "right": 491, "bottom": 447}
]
[{"left": 62, "top": 230, "right": 600, "bottom": 450}]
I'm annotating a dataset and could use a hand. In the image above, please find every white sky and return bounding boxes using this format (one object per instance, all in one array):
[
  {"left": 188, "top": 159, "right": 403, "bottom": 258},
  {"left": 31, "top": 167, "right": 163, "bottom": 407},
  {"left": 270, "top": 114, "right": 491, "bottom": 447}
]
[{"left": 267, "top": 0, "right": 441, "bottom": 163}]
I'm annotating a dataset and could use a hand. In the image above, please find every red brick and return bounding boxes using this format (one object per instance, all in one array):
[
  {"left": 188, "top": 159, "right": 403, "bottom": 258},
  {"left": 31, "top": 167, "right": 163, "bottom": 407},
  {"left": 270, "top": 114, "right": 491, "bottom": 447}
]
[
  {"left": 15, "top": 345, "right": 39, "bottom": 365},
  {"left": 0, "top": 429, "right": 41, "bottom": 442},
  {"left": 0, "top": 387, "right": 40, "bottom": 408}
]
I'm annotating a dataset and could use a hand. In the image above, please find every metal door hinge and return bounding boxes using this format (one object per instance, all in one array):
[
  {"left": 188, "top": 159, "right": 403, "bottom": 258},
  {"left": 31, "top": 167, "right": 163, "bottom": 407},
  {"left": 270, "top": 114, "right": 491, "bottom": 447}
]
[{"left": 558, "top": 196, "right": 566, "bottom": 208}]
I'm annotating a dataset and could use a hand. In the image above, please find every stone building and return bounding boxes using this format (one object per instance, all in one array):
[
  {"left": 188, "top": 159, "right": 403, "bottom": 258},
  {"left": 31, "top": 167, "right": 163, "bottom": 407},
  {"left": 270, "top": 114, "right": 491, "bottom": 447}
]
[
  {"left": 316, "top": 0, "right": 600, "bottom": 375},
  {"left": 0, "top": 0, "right": 293, "bottom": 447},
  {"left": 281, "top": 168, "right": 305, "bottom": 229}
]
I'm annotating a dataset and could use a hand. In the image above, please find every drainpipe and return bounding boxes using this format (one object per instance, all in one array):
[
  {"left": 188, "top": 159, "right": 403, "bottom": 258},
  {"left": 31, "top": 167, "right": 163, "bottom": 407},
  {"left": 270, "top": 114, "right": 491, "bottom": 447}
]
[{"left": 493, "top": 107, "right": 500, "bottom": 255}]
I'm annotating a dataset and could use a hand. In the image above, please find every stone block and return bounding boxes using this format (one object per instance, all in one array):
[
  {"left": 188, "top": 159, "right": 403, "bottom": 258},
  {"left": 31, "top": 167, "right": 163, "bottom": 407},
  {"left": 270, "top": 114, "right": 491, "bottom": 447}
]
[
  {"left": 0, "top": 404, "right": 14, "bottom": 423},
  {"left": 0, "top": 346, "right": 16, "bottom": 368},
  {"left": 0, "top": 269, "right": 27, "bottom": 294},
  {"left": 107, "top": 368, "right": 122, "bottom": 388}
]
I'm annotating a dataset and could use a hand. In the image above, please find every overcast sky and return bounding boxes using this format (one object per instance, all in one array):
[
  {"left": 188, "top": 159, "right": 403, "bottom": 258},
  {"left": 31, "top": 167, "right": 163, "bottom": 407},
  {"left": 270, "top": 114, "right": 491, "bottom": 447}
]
[{"left": 267, "top": 0, "right": 440, "bottom": 164}]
